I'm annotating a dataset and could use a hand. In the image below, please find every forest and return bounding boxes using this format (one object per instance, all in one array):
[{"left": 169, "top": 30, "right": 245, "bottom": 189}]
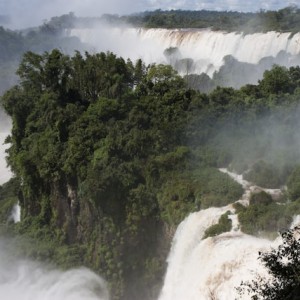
[
  {"left": 36, "top": 6, "right": 300, "bottom": 33},
  {"left": 123, "top": 6, "right": 300, "bottom": 32},
  {"left": 1, "top": 6, "right": 300, "bottom": 300},
  {"left": 1, "top": 49, "right": 300, "bottom": 299}
]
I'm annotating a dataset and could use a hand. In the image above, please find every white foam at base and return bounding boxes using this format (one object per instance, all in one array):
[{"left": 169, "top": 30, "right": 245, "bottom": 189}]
[
  {"left": 158, "top": 208, "right": 276, "bottom": 300},
  {"left": 0, "top": 239, "right": 109, "bottom": 300}
]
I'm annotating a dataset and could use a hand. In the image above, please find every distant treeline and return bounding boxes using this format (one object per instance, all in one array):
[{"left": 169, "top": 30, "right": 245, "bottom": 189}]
[
  {"left": 122, "top": 6, "right": 300, "bottom": 33},
  {"left": 20, "top": 6, "right": 300, "bottom": 33},
  {"left": 50, "top": 6, "right": 300, "bottom": 33}
]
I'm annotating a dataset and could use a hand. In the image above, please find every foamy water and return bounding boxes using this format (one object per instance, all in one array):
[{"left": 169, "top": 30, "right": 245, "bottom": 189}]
[
  {"left": 158, "top": 209, "right": 274, "bottom": 300},
  {"left": 158, "top": 169, "right": 288, "bottom": 300},
  {"left": 0, "top": 239, "right": 109, "bottom": 300},
  {"left": 68, "top": 28, "right": 300, "bottom": 77}
]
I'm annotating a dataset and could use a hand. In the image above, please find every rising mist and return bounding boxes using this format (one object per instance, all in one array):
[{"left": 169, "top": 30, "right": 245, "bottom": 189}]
[{"left": 0, "top": 238, "right": 109, "bottom": 300}]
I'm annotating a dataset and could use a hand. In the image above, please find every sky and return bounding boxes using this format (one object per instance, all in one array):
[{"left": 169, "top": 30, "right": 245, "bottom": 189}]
[{"left": 0, "top": 0, "right": 299, "bottom": 29}]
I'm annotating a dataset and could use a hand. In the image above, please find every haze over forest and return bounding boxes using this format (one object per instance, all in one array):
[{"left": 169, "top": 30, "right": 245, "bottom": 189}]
[{"left": 1, "top": 2, "right": 300, "bottom": 300}]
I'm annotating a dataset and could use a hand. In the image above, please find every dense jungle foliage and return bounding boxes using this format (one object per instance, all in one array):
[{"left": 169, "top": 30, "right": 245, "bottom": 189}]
[{"left": 2, "top": 50, "right": 300, "bottom": 299}]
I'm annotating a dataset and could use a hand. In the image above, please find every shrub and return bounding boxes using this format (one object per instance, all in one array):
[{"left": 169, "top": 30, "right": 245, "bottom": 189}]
[{"left": 203, "top": 211, "right": 232, "bottom": 238}]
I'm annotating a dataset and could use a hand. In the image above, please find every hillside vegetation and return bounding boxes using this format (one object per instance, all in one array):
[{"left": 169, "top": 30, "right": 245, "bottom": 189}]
[{"left": 2, "top": 49, "right": 300, "bottom": 299}]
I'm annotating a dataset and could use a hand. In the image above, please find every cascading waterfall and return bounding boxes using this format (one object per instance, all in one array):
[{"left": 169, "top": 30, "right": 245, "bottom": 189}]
[
  {"left": 9, "top": 203, "right": 21, "bottom": 223},
  {"left": 68, "top": 27, "right": 300, "bottom": 77},
  {"left": 158, "top": 169, "right": 291, "bottom": 300}
]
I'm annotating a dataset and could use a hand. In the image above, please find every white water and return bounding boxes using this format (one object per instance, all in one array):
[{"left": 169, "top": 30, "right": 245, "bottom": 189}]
[
  {"left": 219, "top": 168, "right": 284, "bottom": 203},
  {"left": 68, "top": 27, "right": 300, "bottom": 76},
  {"left": 158, "top": 169, "right": 288, "bottom": 300},
  {"left": 159, "top": 230, "right": 272, "bottom": 300},
  {"left": 9, "top": 203, "right": 21, "bottom": 223},
  {"left": 0, "top": 239, "right": 109, "bottom": 300},
  {"left": 0, "top": 131, "right": 12, "bottom": 185}
]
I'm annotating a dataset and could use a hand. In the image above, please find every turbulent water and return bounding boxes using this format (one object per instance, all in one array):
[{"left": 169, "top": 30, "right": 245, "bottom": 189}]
[
  {"left": 158, "top": 169, "right": 291, "bottom": 300},
  {"left": 159, "top": 225, "right": 272, "bottom": 300},
  {"left": 68, "top": 27, "right": 300, "bottom": 77}
]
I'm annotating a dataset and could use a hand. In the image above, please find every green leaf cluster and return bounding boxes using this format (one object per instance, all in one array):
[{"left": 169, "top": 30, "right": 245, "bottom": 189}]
[{"left": 203, "top": 211, "right": 232, "bottom": 239}]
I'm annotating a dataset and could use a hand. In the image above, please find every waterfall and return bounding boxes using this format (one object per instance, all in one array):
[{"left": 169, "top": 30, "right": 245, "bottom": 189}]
[
  {"left": 9, "top": 203, "right": 21, "bottom": 223},
  {"left": 158, "top": 170, "right": 288, "bottom": 300},
  {"left": 159, "top": 229, "right": 272, "bottom": 300},
  {"left": 0, "top": 131, "right": 12, "bottom": 185},
  {"left": 0, "top": 126, "right": 20, "bottom": 223},
  {"left": 68, "top": 27, "right": 300, "bottom": 77}
]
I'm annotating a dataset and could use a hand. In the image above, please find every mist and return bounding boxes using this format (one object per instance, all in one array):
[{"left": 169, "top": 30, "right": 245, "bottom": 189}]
[
  {"left": 0, "top": 0, "right": 142, "bottom": 29},
  {"left": 206, "top": 101, "right": 300, "bottom": 188},
  {"left": 67, "top": 27, "right": 300, "bottom": 91},
  {"left": 0, "top": 238, "right": 109, "bottom": 300}
]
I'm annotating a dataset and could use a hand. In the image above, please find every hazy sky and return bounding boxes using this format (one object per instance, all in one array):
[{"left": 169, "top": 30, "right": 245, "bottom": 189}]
[{"left": 0, "top": 0, "right": 298, "bottom": 29}]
